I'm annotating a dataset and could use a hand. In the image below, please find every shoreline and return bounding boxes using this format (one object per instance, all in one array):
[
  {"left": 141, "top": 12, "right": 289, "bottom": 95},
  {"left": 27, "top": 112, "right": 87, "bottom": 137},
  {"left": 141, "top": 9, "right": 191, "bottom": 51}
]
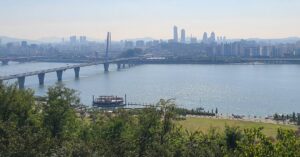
[{"left": 185, "top": 114, "right": 298, "bottom": 126}]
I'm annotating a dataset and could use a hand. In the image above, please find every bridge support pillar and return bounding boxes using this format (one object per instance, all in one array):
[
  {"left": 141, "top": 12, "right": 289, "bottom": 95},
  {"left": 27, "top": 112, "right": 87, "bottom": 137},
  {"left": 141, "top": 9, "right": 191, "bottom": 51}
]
[
  {"left": 122, "top": 64, "right": 125, "bottom": 68},
  {"left": 18, "top": 76, "right": 25, "bottom": 89},
  {"left": 56, "top": 70, "right": 63, "bottom": 82},
  {"left": 38, "top": 73, "right": 45, "bottom": 85},
  {"left": 2, "top": 60, "right": 9, "bottom": 65},
  {"left": 117, "top": 63, "right": 121, "bottom": 70},
  {"left": 104, "top": 63, "right": 109, "bottom": 72},
  {"left": 74, "top": 67, "right": 80, "bottom": 79}
]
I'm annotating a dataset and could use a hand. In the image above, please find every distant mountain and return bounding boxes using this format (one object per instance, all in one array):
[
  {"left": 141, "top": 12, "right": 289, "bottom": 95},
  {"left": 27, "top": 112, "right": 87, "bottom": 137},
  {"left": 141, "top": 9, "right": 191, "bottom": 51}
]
[
  {"left": 37, "top": 37, "right": 156, "bottom": 43},
  {"left": 229, "top": 37, "right": 300, "bottom": 44},
  {"left": 246, "top": 37, "right": 300, "bottom": 43},
  {"left": 122, "top": 37, "right": 156, "bottom": 42},
  {"left": 37, "top": 37, "right": 64, "bottom": 43},
  {"left": 0, "top": 36, "right": 37, "bottom": 44},
  {"left": 1, "top": 35, "right": 300, "bottom": 44}
]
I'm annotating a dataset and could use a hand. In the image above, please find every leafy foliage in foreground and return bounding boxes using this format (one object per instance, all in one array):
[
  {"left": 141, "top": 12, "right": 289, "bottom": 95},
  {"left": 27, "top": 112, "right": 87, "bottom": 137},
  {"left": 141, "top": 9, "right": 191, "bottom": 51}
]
[{"left": 0, "top": 83, "right": 300, "bottom": 157}]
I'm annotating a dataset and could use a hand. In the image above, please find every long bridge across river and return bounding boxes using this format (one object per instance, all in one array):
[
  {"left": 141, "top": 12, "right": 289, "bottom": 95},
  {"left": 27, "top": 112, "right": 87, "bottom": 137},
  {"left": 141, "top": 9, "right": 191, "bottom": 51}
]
[
  {"left": 0, "top": 57, "right": 141, "bottom": 89},
  {"left": 0, "top": 56, "right": 44, "bottom": 65}
]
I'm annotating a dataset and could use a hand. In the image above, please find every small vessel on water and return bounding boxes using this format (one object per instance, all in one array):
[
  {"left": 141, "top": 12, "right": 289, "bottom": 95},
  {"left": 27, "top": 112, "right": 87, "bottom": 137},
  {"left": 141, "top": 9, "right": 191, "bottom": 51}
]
[{"left": 92, "top": 95, "right": 126, "bottom": 108}]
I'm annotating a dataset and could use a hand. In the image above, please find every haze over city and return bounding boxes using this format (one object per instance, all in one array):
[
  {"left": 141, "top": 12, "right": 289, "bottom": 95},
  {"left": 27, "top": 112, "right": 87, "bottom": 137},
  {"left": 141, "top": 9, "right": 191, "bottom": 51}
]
[
  {"left": 2, "top": 0, "right": 300, "bottom": 156},
  {"left": 1, "top": 0, "right": 300, "bottom": 40}
]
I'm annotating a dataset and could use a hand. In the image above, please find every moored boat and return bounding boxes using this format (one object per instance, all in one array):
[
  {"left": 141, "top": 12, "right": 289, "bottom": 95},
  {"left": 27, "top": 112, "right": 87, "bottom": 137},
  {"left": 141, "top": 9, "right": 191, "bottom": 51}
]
[{"left": 92, "top": 95, "right": 126, "bottom": 108}]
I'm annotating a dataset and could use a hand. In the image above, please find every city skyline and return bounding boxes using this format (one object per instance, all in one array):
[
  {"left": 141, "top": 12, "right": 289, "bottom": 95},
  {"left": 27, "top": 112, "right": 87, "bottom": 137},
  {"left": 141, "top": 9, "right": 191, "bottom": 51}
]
[{"left": 1, "top": 0, "right": 300, "bottom": 40}]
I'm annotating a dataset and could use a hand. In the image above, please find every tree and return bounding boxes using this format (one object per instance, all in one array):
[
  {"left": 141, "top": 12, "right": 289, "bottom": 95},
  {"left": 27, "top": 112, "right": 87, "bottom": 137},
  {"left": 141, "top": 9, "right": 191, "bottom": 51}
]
[
  {"left": 237, "top": 127, "right": 276, "bottom": 157},
  {"left": 297, "top": 114, "right": 300, "bottom": 126},
  {"left": 43, "top": 83, "right": 81, "bottom": 139},
  {"left": 0, "top": 84, "right": 49, "bottom": 156},
  {"left": 135, "top": 107, "right": 161, "bottom": 157},
  {"left": 158, "top": 99, "right": 176, "bottom": 145},
  {"left": 292, "top": 112, "right": 296, "bottom": 122},
  {"left": 224, "top": 125, "right": 242, "bottom": 151},
  {"left": 274, "top": 113, "right": 279, "bottom": 120},
  {"left": 275, "top": 129, "right": 300, "bottom": 156},
  {"left": 0, "top": 83, "right": 36, "bottom": 127}
]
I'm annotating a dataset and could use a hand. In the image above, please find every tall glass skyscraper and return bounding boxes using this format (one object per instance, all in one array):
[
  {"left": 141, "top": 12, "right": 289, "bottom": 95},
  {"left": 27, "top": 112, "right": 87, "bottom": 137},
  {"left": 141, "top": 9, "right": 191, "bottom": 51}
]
[
  {"left": 181, "top": 29, "right": 186, "bottom": 43},
  {"left": 173, "top": 26, "right": 178, "bottom": 43}
]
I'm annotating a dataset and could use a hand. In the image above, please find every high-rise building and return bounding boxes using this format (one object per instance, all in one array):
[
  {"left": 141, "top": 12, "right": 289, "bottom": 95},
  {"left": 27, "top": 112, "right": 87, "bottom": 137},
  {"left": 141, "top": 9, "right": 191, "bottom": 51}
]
[
  {"left": 145, "top": 41, "right": 153, "bottom": 47},
  {"left": 153, "top": 40, "right": 160, "bottom": 46},
  {"left": 190, "top": 37, "right": 197, "bottom": 43},
  {"left": 210, "top": 32, "right": 216, "bottom": 42},
  {"left": 202, "top": 32, "right": 208, "bottom": 42},
  {"left": 79, "top": 36, "right": 87, "bottom": 44},
  {"left": 21, "top": 41, "right": 27, "bottom": 47},
  {"left": 173, "top": 26, "right": 178, "bottom": 43},
  {"left": 124, "top": 40, "right": 134, "bottom": 49},
  {"left": 70, "top": 36, "right": 77, "bottom": 44},
  {"left": 180, "top": 29, "right": 186, "bottom": 43},
  {"left": 136, "top": 40, "right": 145, "bottom": 48}
]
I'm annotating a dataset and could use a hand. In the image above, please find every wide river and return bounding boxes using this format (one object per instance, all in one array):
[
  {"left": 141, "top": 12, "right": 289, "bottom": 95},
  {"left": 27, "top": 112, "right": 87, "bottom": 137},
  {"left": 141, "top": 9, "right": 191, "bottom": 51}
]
[{"left": 1, "top": 62, "right": 300, "bottom": 116}]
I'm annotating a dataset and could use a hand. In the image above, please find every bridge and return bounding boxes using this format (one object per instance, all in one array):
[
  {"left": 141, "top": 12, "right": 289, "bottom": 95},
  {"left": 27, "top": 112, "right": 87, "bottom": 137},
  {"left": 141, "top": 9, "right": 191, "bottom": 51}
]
[
  {"left": 0, "top": 57, "right": 140, "bottom": 88},
  {"left": 0, "top": 33, "right": 142, "bottom": 89},
  {"left": 241, "top": 58, "right": 300, "bottom": 64},
  {"left": 0, "top": 56, "right": 44, "bottom": 65}
]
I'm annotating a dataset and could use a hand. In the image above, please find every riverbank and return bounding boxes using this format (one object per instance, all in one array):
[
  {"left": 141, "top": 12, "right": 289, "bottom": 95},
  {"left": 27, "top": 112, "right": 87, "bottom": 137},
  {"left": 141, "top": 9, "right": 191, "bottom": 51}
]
[{"left": 178, "top": 116, "right": 298, "bottom": 138}]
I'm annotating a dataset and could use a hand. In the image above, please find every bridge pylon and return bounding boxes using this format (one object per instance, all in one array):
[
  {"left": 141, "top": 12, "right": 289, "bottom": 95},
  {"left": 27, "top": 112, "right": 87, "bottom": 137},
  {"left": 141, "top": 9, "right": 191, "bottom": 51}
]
[
  {"left": 18, "top": 76, "right": 25, "bottom": 89},
  {"left": 74, "top": 67, "right": 80, "bottom": 79},
  {"left": 104, "top": 63, "right": 109, "bottom": 72},
  {"left": 38, "top": 73, "right": 45, "bottom": 85},
  {"left": 56, "top": 70, "right": 63, "bottom": 82},
  {"left": 117, "top": 63, "right": 121, "bottom": 70},
  {"left": 103, "top": 32, "right": 111, "bottom": 72}
]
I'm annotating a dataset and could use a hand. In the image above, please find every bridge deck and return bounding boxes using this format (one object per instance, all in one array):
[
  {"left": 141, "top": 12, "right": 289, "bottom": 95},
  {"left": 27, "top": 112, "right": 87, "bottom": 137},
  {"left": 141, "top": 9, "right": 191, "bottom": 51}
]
[{"left": 0, "top": 57, "right": 138, "bottom": 81}]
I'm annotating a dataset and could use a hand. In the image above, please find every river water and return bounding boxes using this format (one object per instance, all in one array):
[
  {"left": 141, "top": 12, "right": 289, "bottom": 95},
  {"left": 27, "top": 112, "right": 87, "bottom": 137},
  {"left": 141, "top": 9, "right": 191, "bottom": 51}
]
[{"left": 1, "top": 62, "right": 300, "bottom": 116}]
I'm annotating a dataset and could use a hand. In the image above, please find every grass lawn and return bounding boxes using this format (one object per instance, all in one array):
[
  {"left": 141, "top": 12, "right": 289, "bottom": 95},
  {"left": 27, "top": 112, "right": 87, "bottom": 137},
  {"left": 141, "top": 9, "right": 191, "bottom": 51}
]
[{"left": 177, "top": 117, "right": 298, "bottom": 138}]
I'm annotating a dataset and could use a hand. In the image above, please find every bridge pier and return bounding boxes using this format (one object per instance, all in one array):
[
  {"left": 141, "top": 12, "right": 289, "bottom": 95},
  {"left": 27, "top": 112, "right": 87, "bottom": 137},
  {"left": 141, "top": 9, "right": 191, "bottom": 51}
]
[
  {"left": 18, "top": 76, "right": 25, "bottom": 89},
  {"left": 117, "top": 63, "right": 121, "bottom": 70},
  {"left": 38, "top": 73, "right": 45, "bottom": 85},
  {"left": 56, "top": 70, "right": 63, "bottom": 82},
  {"left": 104, "top": 63, "right": 109, "bottom": 72},
  {"left": 122, "top": 64, "right": 125, "bottom": 68},
  {"left": 74, "top": 67, "right": 80, "bottom": 79},
  {"left": 1, "top": 60, "right": 9, "bottom": 65}
]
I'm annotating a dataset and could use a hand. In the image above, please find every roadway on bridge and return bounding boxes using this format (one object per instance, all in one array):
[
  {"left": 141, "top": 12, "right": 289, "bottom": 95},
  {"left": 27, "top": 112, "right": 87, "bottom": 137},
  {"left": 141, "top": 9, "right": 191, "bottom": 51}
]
[{"left": 0, "top": 57, "right": 139, "bottom": 81}]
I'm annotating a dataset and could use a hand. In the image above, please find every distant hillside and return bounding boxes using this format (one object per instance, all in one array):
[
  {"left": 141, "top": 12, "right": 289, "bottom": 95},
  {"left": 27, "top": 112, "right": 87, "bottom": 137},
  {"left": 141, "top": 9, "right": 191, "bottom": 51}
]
[
  {"left": 0, "top": 36, "right": 39, "bottom": 44},
  {"left": 228, "top": 37, "right": 300, "bottom": 44},
  {"left": 1, "top": 35, "right": 300, "bottom": 44}
]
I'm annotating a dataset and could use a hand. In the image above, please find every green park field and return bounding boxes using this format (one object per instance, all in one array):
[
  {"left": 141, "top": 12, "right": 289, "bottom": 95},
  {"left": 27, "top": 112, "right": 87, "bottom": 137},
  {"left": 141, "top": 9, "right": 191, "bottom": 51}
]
[{"left": 178, "top": 117, "right": 298, "bottom": 138}]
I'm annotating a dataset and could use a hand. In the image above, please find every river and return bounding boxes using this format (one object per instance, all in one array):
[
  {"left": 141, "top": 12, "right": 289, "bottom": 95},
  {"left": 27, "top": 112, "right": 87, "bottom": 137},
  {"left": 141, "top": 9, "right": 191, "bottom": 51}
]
[{"left": 1, "top": 62, "right": 300, "bottom": 116}]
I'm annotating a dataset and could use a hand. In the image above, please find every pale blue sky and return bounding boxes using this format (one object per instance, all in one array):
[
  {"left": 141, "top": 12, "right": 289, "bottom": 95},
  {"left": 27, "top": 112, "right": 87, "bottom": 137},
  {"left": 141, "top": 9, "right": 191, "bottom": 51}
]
[{"left": 0, "top": 0, "right": 299, "bottom": 40}]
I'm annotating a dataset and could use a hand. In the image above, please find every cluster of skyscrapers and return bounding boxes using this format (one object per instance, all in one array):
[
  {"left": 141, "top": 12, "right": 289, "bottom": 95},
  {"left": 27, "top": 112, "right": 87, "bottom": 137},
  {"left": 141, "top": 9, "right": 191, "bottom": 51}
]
[
  {"left": 172, "top": 26, "right": 185, "bottom": 43},
  {"left": 69, "top": 36, "right": 87, "bottom": 44},
  {"left": 172, "top": 25, "right": 226, "bottom": 44}
]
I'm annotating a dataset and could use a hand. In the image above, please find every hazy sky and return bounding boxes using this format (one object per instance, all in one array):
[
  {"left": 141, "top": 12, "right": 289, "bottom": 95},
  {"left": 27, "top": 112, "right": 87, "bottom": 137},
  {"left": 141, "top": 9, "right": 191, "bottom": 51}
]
[{"left": 0, "top": 0, "right": 300, "bottom": 40}]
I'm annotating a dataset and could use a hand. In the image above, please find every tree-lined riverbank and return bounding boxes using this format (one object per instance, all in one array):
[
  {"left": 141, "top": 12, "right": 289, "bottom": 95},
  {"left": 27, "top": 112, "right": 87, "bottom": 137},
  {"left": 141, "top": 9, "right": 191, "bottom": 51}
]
[{"left": 1, "top": 83, "right": 300, "bottom": 156}]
